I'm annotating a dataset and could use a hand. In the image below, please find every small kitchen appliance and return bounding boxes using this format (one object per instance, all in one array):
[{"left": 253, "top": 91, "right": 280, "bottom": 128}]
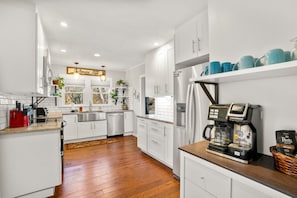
[
  {"left": 36, "top": 107, "right": 48, "bottom": 123},
  {"left": 203, "top": 104, "right": 233, "bottom": 153},
  {"left": 204, "top": 103, "right": 262, "bottom": 163}
]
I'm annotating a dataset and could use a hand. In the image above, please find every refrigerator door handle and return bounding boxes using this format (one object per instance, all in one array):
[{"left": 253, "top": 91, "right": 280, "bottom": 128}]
[{"left": 186, "top": 83, "right": 194, "bottom": 144}]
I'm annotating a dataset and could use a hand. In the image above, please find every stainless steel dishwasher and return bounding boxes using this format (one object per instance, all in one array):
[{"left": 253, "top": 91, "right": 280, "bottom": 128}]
[{"left": 107, "top": 112, "right": 124, "bottom": 137}]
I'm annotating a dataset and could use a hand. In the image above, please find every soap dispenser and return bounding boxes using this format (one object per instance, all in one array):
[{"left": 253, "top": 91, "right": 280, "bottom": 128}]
[{"left": 291, "top": 37, "right": 297, "bottom": 60}]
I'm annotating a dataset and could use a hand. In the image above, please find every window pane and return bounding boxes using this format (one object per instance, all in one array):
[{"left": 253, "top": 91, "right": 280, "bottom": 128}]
[
  {"left": 65, "top": 93, "right": 83, "bottom": 105},
  {"left": 93, "top": 93, "right": 108, "bottom": 104},
  {"left": 65, "top": 86, "right": 83, "bottom": 92}
]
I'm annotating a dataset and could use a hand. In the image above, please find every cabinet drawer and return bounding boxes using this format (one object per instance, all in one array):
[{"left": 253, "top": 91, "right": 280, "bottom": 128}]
[
  {"left": 184, "top": 157, "right": 231, "bottom": 198},
  {"left": 185, "top": 179, "right": 215, "bottom": 198},
  {"left": 148, "top": 136, "right": 165, "bottom": 160}
]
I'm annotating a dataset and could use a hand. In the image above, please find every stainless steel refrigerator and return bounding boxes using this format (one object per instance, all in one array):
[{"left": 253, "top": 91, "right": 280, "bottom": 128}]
[{"left": 173, "top": 64, "right": 214, "bottom": 178}]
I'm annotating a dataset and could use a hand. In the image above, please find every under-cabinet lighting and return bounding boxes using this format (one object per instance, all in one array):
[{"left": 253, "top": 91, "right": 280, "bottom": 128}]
[
  {"left": 154, "top": 42, "right": 159, "bottom": 46},
  {"left": 94, "top": 53, "right": 101, "bottom": 57},
  {"left": 60, "top": 49, "right": 67, "bottom": 53}
]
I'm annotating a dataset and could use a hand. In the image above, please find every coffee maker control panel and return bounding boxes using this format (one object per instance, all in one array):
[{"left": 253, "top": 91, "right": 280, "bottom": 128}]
[
  {"left": 208, "top": 104, "right": 230, "bottom": 122},
  {"left": 228, "top": 103, "right": 249, "bottom": 121}
]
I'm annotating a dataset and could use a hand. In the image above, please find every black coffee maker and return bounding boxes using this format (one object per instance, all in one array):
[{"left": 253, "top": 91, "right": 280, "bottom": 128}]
[
  {"left": 203, "top": 104, "right": 233, "bottom": 154},
  {"left": 204, "top": 103, "right": 262, "bottom": 163},
  {"left": 227, "top": 103, "right": 262, "bottom": 162}
]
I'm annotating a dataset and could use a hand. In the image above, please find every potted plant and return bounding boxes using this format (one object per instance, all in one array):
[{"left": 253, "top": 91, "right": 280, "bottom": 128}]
[
  {"left": 52, "top": 77, "right": 64, "bottom": 97},
  {"left": 110, "top": 88, "right": 118, "bottom": 105},
  {"left": 116, "top": 79, "right": 127, "bottom": 87}
]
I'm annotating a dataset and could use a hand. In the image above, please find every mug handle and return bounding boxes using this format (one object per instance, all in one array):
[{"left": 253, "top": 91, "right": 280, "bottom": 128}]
[
  {"left": 232, "top": 63, "right": 239, "bottom": 71},
  {"left": 254, "top": 55, "right": 264, "bottom": 67}
]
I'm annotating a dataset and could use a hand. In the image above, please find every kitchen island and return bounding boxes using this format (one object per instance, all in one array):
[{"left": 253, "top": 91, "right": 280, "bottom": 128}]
[
  {"left": 179, "top": 141, "right": 297, "bottom": 198},
  {"left": 0, "top": 120, "right": 62, "bottom": 198}
]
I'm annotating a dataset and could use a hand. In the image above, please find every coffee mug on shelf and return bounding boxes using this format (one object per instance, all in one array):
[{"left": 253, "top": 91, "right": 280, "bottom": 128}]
[
  {"left": 238, "top": 55, "right": 256, "bottom": 69},
  {"left": 209, "top": 61, "right": 221, "bottom": 74},
  {"left": 284, "top": 51, "right": 291, "bottom": 62},
  {"left": 256, "top": 48, "right": 285, "bottom": 66},
  {"left": 221, "top": 62, "right": 234, "bottom": 72}
]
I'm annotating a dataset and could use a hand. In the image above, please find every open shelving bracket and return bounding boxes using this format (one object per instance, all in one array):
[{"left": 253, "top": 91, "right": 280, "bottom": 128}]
[{"left": 194, "top": 81, "right": 219, "bottom": 105}]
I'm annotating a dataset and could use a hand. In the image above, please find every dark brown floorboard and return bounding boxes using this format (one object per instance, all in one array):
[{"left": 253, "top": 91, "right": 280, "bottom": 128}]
[{"left": 50, "top": 136, "right": 180, "bottom": 198}]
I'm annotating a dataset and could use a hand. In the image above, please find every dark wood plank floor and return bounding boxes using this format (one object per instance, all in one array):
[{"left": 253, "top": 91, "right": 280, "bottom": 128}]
[{"left": 50, "top": 136, "right": 180, "bottom": 198}]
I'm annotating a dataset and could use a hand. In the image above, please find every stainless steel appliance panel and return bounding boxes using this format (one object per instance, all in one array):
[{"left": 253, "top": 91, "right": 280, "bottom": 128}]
[
  {"left": 173, "top": 63, "right": 213, "bottom": 178},
  {"left": 107, "top": 112, "right": 124, "bottom": 136}
]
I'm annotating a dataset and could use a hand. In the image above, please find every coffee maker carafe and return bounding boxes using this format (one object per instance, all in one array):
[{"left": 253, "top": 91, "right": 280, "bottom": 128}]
[{"left": 203, "top": 104, "right": 233, "bottom": 153}]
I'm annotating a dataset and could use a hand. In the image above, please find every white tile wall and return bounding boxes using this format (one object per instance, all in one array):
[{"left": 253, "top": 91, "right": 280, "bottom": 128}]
[
  {"left": 0, "top": 94, "right": 31, "bottom": 130},
  {"left": 155, "top": 96, "right": 173, "bottom": 119}
]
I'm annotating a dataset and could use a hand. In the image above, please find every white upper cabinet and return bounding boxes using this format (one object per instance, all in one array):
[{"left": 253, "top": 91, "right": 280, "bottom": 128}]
[
  {"left": 0, "top": 2, "right": 48, "bottom": 95},
  {"left": 175, "top": 10, "right": 209, "bottom": 67},
  {"left": 145, "top": 40, "right": 174, "bottom": 97}
]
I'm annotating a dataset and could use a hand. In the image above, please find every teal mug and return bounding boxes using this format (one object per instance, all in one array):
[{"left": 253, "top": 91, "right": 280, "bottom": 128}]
[
  {"left": 221, "top": 62, "right": 237, "bottom": 72},
  {"left": 256, "top": 48, "right": 285, "bottom": 66},
  {"left": 237, "top": 55, "right": 256, "bottom": 70},
  {"left": 209, "top": 61, "right": 221, "bottom": 74}
]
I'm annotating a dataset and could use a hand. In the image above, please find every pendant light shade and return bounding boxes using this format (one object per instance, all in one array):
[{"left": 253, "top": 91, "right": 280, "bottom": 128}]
[{"left": 74, "top": 62, "right": 80, "bottom": 79}]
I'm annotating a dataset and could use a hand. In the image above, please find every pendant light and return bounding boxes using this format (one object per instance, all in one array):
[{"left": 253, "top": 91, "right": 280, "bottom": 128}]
[
  {"left": 100, "top": 65, "right": 106, "bottom": 81},
  {"left": 74, "top": 62, "right": 80, "bottom": 79}
]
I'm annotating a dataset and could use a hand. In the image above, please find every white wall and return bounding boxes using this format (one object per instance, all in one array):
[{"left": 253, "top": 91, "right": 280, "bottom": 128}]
[
  {"left": 125, "top": 64, "right": 145, "bottom": 116},
  {"left": 208, "top": 0, "right": 297, "bottom": 155}
]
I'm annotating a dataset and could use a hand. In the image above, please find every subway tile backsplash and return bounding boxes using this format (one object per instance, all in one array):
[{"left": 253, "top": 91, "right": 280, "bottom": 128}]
[
  {"left": 155, "top": 96, "right": 173, "bottom": 119},
  {"left": 0, "top": 94, "right": 31, "bottom": 130}
]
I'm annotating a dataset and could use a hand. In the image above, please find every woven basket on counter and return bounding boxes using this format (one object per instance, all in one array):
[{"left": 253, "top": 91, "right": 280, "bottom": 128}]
[{"left": 270, "top": 146, "right": 297, "bottom": 177}]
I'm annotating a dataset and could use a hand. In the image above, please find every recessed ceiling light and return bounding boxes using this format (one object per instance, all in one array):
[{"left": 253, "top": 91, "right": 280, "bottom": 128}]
[
  {"left": 94, "top": 53, "right": 101, "bottom": 57},
  {"left": 154, "top": 42, "right": 159, "bottom": 46},
  {"left": 60, "top": 21, "right": 68, "bottom": 27},
  {"left": 60, "top": 49, "right": 67, "bottom": 53}
]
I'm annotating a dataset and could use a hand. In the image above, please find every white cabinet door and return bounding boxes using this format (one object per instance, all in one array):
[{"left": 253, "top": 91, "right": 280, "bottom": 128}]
[
  {"left": 185, "top": 179, "right": 215, "bottom": 198},
  {"left": 0, "top": 130, "right": 61, "bottom": 198},
  {"left": 145, "top": 40, "right": 174, "bottom": 97},
  {"left": 165, "top": 46, "right": 175, "bottom": 96},
  {"left": 77, "top": 122, "right": 93, "bottom": 138},
  {"left": 137, "top": 118, "right": 147, "bottom": 152},
  {"left": 175, "top": 15, "right": 198, "bottom": 64},
  {"left": 0, "top": 2, "right": 46, "bottom": 95},
  {"left": 164, "top": 123, "right": 173, "bottom": 168},
  {"left": 196, "top": 10, "right": 209, "bottom": 57},
  {"left": 63, "top": 115, "right": 78, "bottom": 141},
  {"left": 93, "top": 120, "right": 107, "bottom": 137},
  {"left": 124, "top": 111, "right": 134, "bottom": 133},
  {"left": 175, "top": 10, "right": 209, "bottom": 66}
]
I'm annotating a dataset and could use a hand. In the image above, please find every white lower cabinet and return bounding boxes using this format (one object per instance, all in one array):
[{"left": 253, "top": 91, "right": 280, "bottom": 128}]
[
  {"left": 137, "top": 118, "right": 148, "bottom": 152},
  {"left": 63, "top": 114, "right": 107, "bottom": 143},
  {"left": 77, "top": 121, "right": 107, "bottom": 139},
  {"left": 180, "top": 151, "right": 290, "bottom": 198},
  {"left": 137, "top": 118, "right": 173, "bottom": 168},
  {"left": 63, "top": 115, "right": 78, "bottom": 141},
  {"left": 0, "top": 130, "right": 61, "bottom": 198},
  {"left": 124, "top": 111, "right": 134, "bottom": 134},
  {"left": 93, "top": 120, "right": 107, "bottom": 136}
]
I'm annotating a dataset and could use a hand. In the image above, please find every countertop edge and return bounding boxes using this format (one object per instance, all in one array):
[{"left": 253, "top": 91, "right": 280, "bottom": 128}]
[
  {"left": 136, "top": 115, "right": 173, "bottom": 124},
  {"left": 179, "top": 141, "right": 297, "bottom": 197}
]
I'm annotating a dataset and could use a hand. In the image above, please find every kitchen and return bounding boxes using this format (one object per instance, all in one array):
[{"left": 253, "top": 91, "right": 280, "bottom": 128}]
[{"left": 1, "top": 0, "right": 297, "bottom": 198}]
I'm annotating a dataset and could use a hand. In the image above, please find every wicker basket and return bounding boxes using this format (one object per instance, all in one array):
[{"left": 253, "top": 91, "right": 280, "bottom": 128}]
[{"left": 270, "top": 146, "right": 297, "bottom": 177}]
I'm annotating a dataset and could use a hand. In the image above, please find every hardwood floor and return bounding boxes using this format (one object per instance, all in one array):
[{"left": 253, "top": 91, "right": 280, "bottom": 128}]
[{"left": 51, "top": 136, "right": 180, "bottom": 198}]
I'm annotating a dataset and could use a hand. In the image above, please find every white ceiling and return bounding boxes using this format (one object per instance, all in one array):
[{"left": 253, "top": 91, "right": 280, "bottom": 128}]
[{"left": 33, "top": 0, "right": 208, "bottom": 71}]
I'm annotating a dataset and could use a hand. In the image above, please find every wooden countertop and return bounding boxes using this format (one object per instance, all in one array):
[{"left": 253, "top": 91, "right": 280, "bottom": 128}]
[
  {"left": 0, "top": 119, "right": 62, "bottom": 136},
  {"left": 180, "top": 141, "right": 297, "bottom": 197}
]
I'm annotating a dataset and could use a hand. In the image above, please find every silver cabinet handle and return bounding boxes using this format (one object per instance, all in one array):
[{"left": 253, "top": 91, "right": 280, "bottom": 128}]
[
  {"left": 152, "top": 139, "right": 158, "bottom": 144},
  {"left": 197, "top": 38, "right": 201, "bottom": 51}
]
